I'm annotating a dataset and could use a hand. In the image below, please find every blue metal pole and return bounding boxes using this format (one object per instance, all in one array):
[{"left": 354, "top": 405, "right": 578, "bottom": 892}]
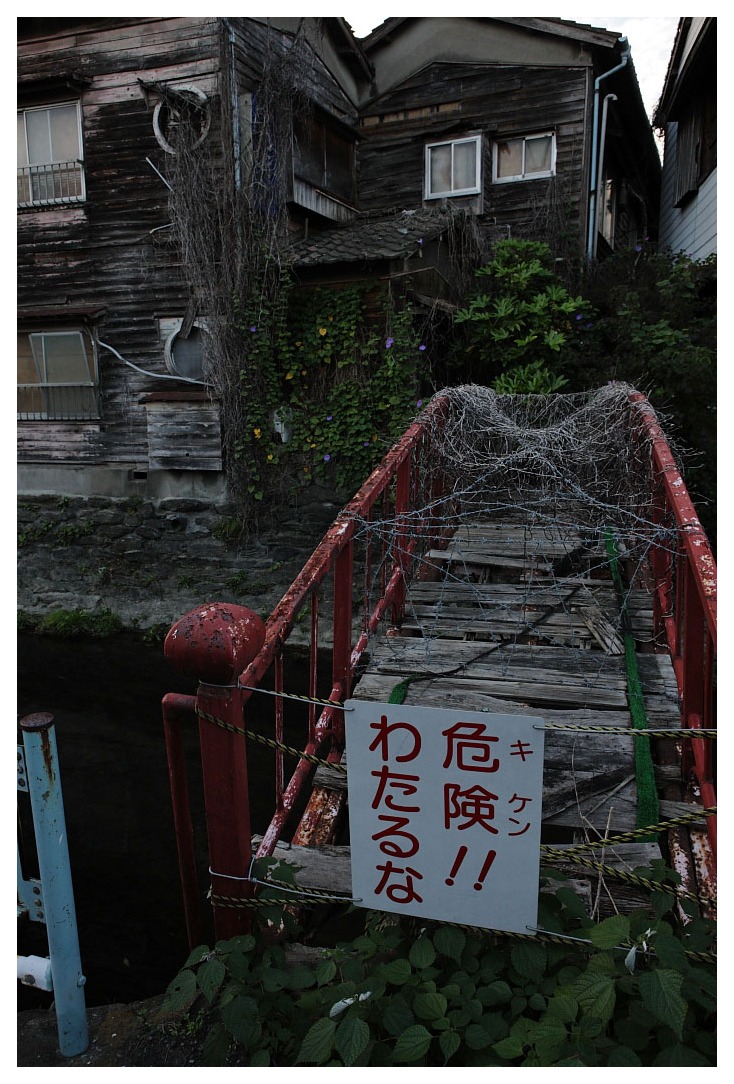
[{"left": 20, "top": 713, "right": 88, "bottom": 1057}]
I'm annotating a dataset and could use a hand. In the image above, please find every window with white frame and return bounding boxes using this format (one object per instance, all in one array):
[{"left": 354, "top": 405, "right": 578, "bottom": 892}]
[
  {"left": 17, "top": 102, "right": 85, "bottom": 208},
  {"left": 424, "top": 136, "right": 481, "bottom": 199},
  {"left": 492, "top": 132, "right": 556, "bottom": 184},
  {"left": 17, "top": 329, "right": 98, "bottom": 420}
]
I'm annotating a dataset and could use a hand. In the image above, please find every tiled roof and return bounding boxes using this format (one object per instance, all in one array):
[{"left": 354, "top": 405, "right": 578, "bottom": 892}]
[{"left": 290, "top": 207, "right": 454, "bottom": 267}]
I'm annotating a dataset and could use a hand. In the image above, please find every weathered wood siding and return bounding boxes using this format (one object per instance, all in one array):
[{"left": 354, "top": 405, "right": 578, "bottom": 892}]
[
  {"left": 357, "top": 62, "right": 589, "bottom": 252},
  {"left": 18, "top": 18, "right": 222, "bottom": 469},
  {"left": 18, "top": 17, "right": 362, "bottom": 475}
]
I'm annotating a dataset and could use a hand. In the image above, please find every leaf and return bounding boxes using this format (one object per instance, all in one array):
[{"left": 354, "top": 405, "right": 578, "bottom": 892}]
[
  {"left": 527, "top": 1016, "right": 566, "bottom": 1054},
  {"left": 161, "top": 969, "right": 197, "bottom": 1014},
  {"left": 413, "top": 991, "right": 448, "bottom": 1022},
  {"left": 433, "top": 925, "right": 466, "bottom": 963},
  {"left": 483, "top": 980, "right": 513, "bottom": 1006},
  {"left": 606, "top": 1046, "right": 643, "bottom": 1066},
  {"left": 316, "top": 958, "right": 338, "bottom": 987},
  {"left": 335, "top": 1015, "right": 371, "bottom": 1066},
  {"left": 439, "top": 1030, "right": 461, "bottom": 1063},
  {"left": 392, "top": 1024, "right": 432, "bottom": 1063},
  {"left": 573, "top": 971, "right": 616, "bottom": 1023},
  {"left": 261, "top": 967, "right": 289, "bottom": 992},
  {"left": 511, "top": 942, "right": 547, "bottom": 980},
  {"left": 297, "top": 1017, "right": 337, "bottom": 1065},
  {"left": 286, "top": 964, "right": 317, "bottom": 990},
  {"left": 638, "top": 969, "right": 687, "bottom": 1038},
  {"left": 588, "top": 914, "right": 631, "bottom": 949},
  {"left": 545, "top": 993, "right": 579, "bottom": 1023},
  {"left": 652, "top": 1043, "right": 713, "bottom": 1066},
  {"left": 380, "top": 957, "right": 412, "bottom": 986},
  {"left": 184, "top": 944, "right": 211, "bottom": 967},
  {"left": 249, "top": 1049, "right": 270, "bottom": 1066},
  {"left": 493, "top": 1034, "right": 525, "bottom": 1061},
  {"left": 196, "top": 957, "right": 226, "bottom": 1002},
  {"left": 382, "top": 995, "right": 415, "bottom": 1037},
  {"left": 202, "top": 1021, "right": 230, "bottom": 1066},
  {"left": 220, "top": 994, "right": 260, "bottom": 1046},
  {"left": 465, "top": 1023, "right": 493, "bottom": 1050},
  {"left": 409, "top": 937, "right": 436, "bottom": 970}
]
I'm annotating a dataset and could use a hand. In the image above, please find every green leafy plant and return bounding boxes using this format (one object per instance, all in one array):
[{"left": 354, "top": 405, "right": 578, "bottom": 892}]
[
  {"left": 453, "top": 239, "right": 586, "bottom": 384},
  {"left": 238, "top": 283, "right": 426, "bottom": 499},
  {"left": 493, "top": 359, "right": 568, "bottom": 395},
  {"left": 159, "top": 860, "right": 715, "bottom": 1067},
  {"left": 38, "top": 607, "right": 123, "bottom": 639}
]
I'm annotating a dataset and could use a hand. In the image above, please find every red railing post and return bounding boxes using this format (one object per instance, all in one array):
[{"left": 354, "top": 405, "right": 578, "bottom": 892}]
[
  {"left": 391, "top": 454, "right": 412, "bottom": 626},
  {"left": 161, "top": 691, "right": 202, "bottom": 949},
  {"left": 164, "top": 603, "right": 265, "bottom": 941},
  {"left": 332, "top": 537, "right": 354, "bottom": 749}
]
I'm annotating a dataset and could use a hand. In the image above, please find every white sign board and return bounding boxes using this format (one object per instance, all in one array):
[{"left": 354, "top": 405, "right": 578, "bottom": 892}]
[{"left": 345, "top": 701, "right": 544, "bottom": 934}]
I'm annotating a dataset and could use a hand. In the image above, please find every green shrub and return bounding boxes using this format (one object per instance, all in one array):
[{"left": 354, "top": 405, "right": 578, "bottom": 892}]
[{"left": 160, "top": 859, "right": 715, "bottom": 1067}]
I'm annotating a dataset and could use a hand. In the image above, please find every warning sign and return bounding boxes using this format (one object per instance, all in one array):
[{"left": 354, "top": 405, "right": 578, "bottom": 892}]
[{"left": 345, "top": 701, "right": 544, "bottom": 934}]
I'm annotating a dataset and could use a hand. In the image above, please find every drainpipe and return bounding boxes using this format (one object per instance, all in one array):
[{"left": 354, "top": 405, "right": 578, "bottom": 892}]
[
  {"left": 593, "top": 93, "right": 618, "bottom": 259},
  {"left": 587, "top": 37, "right": 630, "bottom": 261},
  {"left": 227, "top": 21, "right": 241, "bottom": 192}
]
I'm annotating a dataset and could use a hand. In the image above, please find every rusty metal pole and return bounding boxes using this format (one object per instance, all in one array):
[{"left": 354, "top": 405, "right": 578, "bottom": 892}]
[{"left": 164, "top": 603, "right": 265, "bottom": 941}]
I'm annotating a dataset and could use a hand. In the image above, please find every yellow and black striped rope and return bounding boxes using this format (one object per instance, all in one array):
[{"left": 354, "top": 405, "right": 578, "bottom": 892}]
[
  {"left": 209, "top": 891, "right": 329, "bottom": 910},
  {"left": 195, "top": 706, "right": 346, "bottom": 772},
  {"left": 541, "top": 848, "right": 715, "bottom": 907},
  {"left": 541, "top": 806, "right": 716, "bottom": 854},
  {"left": 208, "top": 894, "right": 716, "bottom": 964},
  {"left": 539, "top": 723, "right": 716, "bottom": 739}
]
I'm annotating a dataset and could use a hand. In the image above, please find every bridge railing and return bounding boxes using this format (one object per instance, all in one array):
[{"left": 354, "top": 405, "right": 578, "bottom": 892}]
[
  {"left": 161, "top": 390, "right": 717, "bottom": 944},
  {"left": 162, "top": 394, "right": 450, "bottom": 944},
  {"left": 629, "top": 393, "right": 717, "bottom": 858}
]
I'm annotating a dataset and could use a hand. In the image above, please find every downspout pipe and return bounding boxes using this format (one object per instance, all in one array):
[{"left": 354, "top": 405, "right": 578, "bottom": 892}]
[
  {"left": 226, "top": 20, "right": 241, "bottom": 192},
  {"left": 587, "top": 37, "right": 630, "bottom": 261},
  {"left": 593, "top": 93, "right": 618, "bottom": 260}
]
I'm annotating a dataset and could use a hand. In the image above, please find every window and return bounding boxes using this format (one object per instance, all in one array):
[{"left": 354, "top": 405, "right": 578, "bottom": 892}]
[
  {"left": 424, "top": 136, "right": 481, "bottom": 199},
  {"left": 17, "top": 329, "right": 98, "bottom": 420},
  {"left": 17, "top": 102, "right": 85, "bottom": 207},
  {"left": 492, "top": 132, "right": 556, "bottom": 184},
  {"left": 293, "top": 113, "right": 356, "bottom": 204},
  {"left": 673, "top": 89, "right": 716, "bottom": 206}
]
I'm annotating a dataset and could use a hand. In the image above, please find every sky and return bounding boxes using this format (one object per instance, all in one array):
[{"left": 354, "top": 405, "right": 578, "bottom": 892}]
[{"left": 344, "top": 11, "right": 680, "bottom": 123}]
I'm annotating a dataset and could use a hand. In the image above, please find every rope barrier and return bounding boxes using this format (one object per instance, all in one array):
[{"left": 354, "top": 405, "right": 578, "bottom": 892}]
[
  {"left": 540, "top": 847, "right": 715, "bottom": 907},
  {"left": 207, "top": 893, "right": 715, "bottom": 964},
  {"left": 542, "top": 806, "right": 716, "bottom": 853},
  {"left": 194, "top": 706, "right": 347, "bottom": 772}
]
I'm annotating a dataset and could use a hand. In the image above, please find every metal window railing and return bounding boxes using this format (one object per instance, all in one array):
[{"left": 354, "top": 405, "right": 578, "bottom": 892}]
[
  {"left": 17, "top": 161, "right": 85, "bottom": 208},
  {"left": 17, "top": 383, "right": 99, "bottom": 421}
]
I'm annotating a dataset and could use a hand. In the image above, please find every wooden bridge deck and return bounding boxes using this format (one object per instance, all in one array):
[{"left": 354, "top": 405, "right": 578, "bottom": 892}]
[
  {"left": 256, "top": 513, "right": 712, "bottom": 916},
  {"left": 344, "top": 515, "right": 685, "bottom": 840}
]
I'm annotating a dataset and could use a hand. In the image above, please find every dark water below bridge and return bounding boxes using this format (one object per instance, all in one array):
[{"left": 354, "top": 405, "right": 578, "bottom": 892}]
[{"left": 17, "top": 633, "right": 315, "bottom": 1010}]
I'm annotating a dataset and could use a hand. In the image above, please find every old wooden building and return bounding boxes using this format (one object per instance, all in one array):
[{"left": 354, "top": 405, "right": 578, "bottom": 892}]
[{"left": 17, "top": 17, "right": 660, "bottom": 503}]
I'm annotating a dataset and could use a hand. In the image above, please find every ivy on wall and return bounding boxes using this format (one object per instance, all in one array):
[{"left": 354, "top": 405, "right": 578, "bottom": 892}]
[{"left": 239, "top": 283, "right": 426, "bottom": 500}]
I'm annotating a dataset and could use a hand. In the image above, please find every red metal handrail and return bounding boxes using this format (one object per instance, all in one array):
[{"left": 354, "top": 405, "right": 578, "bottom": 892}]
[
  {"left": 162, "top": 389, "right": 717, "bottom": 945},
  {"left": 629, "top": 392, "right": 717, "bottom": 859},
  {"left": 162, "top": 395, "right": 449, "bottom": 942}
]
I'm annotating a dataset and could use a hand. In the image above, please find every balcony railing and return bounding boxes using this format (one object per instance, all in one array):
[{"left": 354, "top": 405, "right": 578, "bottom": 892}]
[
  {"left": 17, "top": 161, "right": 85, "bottom": 208},
  {"left": 17, "top": 383, "right": 99, "bottom": 421}
]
